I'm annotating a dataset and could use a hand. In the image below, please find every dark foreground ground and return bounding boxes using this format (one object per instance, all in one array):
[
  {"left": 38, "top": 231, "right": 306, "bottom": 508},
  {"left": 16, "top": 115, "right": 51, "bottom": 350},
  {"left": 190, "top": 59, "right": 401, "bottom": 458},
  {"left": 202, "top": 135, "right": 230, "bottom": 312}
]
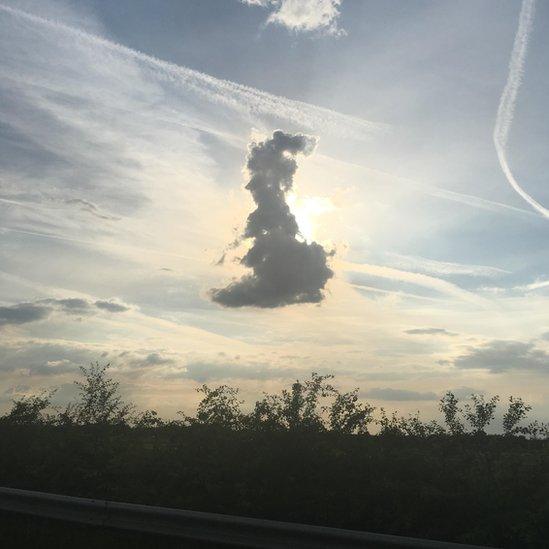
[{"left": 1, "top": 425, "right": 547, "bottom": 548}]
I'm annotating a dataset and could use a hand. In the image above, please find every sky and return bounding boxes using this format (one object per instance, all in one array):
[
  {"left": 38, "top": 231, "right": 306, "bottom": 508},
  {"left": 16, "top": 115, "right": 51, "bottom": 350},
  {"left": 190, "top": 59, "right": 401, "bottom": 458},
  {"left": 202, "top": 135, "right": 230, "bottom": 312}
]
[{"left": 0, "top": 0, "right": 548, "bottom": 421}]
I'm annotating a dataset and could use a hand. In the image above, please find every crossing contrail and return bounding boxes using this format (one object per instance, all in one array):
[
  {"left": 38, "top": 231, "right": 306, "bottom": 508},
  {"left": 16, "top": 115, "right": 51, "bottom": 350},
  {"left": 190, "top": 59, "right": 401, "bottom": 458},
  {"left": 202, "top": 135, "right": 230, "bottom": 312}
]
[{"left": 493, "top": 0, "right": 548, "bottom": 218}]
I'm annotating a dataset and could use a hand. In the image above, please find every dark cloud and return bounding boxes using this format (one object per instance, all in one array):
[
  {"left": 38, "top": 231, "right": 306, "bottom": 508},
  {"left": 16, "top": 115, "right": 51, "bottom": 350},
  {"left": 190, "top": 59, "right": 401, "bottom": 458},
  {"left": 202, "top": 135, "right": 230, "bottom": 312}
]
[
  {"left": 0, "top": 303, "right": 51, "bottom": 326},
  {"left": 452, "top": 340, "right": 549, "bottom": 373},
  {"left": 0, "top": 298, "right": 129, "bottom": 328},
  {"left": 40, "top": 298, "right": 92, "bottom": 314},
  {"left": 140, "top": 353, "right": 175, "bottom": 366},
  {"left": 211, "top": 130, "right": 333, "bottom": 308},
  {"left": 405, "top": 328, "right": 458, "bottom": 336},
  {"left": 0, "top": 341, "right": 98, "bottom": 375},
  {"left": 31, "top": 360, "right": 80, "bottom": 377},
  {"left": 362, "top": 387, "right": 438, "bottom": 401},
  {"left": 56, "top": 298, "right": 91, "bottom": 311},
  {"left": 94, "top": 300, "right": 130, "bottom": 313}
]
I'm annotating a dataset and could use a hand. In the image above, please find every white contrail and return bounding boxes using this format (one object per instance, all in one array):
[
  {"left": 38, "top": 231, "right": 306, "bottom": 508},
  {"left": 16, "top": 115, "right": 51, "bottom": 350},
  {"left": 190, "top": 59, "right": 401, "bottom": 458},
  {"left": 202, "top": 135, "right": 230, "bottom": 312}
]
[
  {"left": 0, "top": 3, "right": 385, "bottom": 139},
  {"left": 493, "top": 0, "right": 549, "bottom": 218},
  {"left": 339, "top": 260, "right": 489, "bottom": 306}
]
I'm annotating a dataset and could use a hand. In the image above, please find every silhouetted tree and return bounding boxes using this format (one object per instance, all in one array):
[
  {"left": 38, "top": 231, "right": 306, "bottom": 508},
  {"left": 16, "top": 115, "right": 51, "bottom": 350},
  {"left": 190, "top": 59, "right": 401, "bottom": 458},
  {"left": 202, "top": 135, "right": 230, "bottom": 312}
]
[
  {"left": 439, "top": 391, "right": 465, "bottom": 435},
  {"left": 502, "top": 396, "right": 531, "bottom": 436},
  {"left": 1, "top": 390, "right": 55, "bottom": 425},
  {"left": 187, "top": 384, "right": 243, "bottom": 429},
  {"left": 54, "top": 402, "right": 79, "bottom": 426},
  {"left": 329, "top": 388, "right": 375, "bottom": 434},
  {"left": 283, "top": 372, "right": 334, "bottom": 430},
  {"left": 398, "top": 412, "right": 445, "bottom": 437},
  {"left": 463, "top": 394, "right": 499, "bottom": 435},
  {"left": 73, "top": 362, "right": 134, "bottom": 425},
  {"left": 248, "top": 393, "right": 286, "bottom": 430},
  {"left": 132, "top": 409, "right": 164, "bottom": 428},
  {"left": 523, "top": 420, "right": 549, "bottom": 440},
  {"left": 251, "top": 373, "right": 336, "bottom": 431},
  {"left": 377, "top": 408, "right": 404, "bottom": 436}
]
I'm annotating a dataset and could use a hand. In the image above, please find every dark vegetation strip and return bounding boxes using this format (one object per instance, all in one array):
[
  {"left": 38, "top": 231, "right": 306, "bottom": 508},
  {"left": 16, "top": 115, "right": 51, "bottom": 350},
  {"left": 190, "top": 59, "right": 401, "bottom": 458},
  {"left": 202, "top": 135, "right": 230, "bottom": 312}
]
[{"left": 0, "top": 364, "right": 548, "bottom": 548}]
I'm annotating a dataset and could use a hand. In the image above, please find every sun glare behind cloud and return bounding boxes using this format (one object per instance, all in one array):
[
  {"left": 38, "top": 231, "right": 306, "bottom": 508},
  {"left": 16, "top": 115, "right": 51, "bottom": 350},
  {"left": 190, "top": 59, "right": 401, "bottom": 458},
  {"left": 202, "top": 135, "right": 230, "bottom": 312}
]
[{"left": 287, "top": 193, "right": 335, "bottom": 242}]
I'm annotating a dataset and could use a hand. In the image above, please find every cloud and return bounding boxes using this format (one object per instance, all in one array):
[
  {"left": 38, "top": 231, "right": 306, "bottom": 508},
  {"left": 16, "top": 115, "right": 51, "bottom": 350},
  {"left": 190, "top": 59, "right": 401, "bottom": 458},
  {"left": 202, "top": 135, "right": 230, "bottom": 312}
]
[
  {"left": 450, "top": 386, "right": 486, "bottom": 399},
  {"left": 342, "top": 261, "right": 486, "bottom": 305},
  {"left": 336, "top": 160, "right": 536, "bottom": 218},
  {"left": 40, "top": 298, "right": 92, "bottom": 314},
  {"left": 405, "top": 328, "right": 458, "bottom": 336},
  {"left": 386, "top": 253, "right": 507, "bottom": 278},
  {"left": 0, "top": 341, "right": 177, "bottom": 378},
  {"left": 243, "top": 0, "right": 345, "bottom": 36},
  {"left": 134, "top": 352, "right": 176, "bottom": 367},
  {"left": 513, "top": 279, "right": 549, "bottom": 293},
  {"left": 362, "top": 387, "right": 438, "bottom": 401},
  {"left": 211, "top": 130, "right": 334, "bottom": 308},
  {"left": 180, "top": 361, "right": 301, "bottom": 383},
  {"left": 0, "top": 303, "right": 51, "bottom": 326},
  {"left": 0, "top": 297, "right": 129, "bottom": 327},
  {"left": 452, "top": 340, "right": 549, "bottom": 373},
  {"left": 94, "top": 300, "right": 130, "bottom": 313},
  {"left": 0, "top": 340, "right": 100, "bottom": 376},
  {"left": 0, "top": 4, "right": 380, "bottom": 139}
]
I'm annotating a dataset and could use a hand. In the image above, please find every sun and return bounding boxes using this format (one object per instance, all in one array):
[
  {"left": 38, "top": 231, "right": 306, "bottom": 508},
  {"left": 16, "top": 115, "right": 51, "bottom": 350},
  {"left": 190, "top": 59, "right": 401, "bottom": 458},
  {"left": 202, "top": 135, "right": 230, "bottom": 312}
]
[{"left": 286, "top": 193, "right": 335, "bottom": 242}]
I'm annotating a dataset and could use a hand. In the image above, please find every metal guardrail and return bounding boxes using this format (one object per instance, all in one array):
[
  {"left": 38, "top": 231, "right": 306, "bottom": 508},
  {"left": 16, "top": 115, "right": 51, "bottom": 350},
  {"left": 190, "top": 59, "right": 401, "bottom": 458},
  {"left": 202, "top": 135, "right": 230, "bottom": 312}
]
[{"left": 0, "top": 486, "right": 498, "bottom": 549}]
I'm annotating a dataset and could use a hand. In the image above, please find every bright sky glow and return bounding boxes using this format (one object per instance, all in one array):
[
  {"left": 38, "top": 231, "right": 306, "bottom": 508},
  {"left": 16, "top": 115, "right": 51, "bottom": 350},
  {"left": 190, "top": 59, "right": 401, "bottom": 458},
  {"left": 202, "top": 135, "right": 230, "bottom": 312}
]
[{"left": 0, "top": 0, "right": 547, "bottom": 420}]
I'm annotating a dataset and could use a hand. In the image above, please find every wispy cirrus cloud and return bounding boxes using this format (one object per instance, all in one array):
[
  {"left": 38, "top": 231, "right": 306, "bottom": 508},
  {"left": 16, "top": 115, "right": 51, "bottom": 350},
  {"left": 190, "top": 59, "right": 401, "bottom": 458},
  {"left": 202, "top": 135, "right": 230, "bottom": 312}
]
[
  {"left": 0, "top": 3, "right": 378, "bottom": 139},
  {"left": 513, "top": 279, "right": 549, "bottom": 293},
  {"left": 386, "top": 253, "right": 508, "bottom": 278},
  {"left": 341, "top": 261, "right": 487, "bottom": 305}
]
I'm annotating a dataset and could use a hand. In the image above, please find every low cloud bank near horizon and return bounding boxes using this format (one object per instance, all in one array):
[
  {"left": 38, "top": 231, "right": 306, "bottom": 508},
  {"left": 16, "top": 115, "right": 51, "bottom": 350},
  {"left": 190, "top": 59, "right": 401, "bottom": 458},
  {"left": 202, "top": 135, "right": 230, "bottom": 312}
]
[
  {"left": 405, "top": 328, "right": 458, "bottom": 337},
  {"left": 210, "top": 130, "right": 334, "bottom": 308},
  {"left": 362, "top": 387, "right": 438, "bottom": 401},
  {"left": 450, "top": 339, "right": 549, "bottom": 373}
]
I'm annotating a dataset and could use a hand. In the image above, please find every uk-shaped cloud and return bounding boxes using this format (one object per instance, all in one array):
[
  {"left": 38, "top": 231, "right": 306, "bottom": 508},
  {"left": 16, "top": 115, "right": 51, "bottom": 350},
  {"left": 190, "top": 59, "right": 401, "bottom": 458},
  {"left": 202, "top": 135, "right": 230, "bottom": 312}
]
[{"left": 211, "top": 130, "right": 334, "bottom": 308}]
